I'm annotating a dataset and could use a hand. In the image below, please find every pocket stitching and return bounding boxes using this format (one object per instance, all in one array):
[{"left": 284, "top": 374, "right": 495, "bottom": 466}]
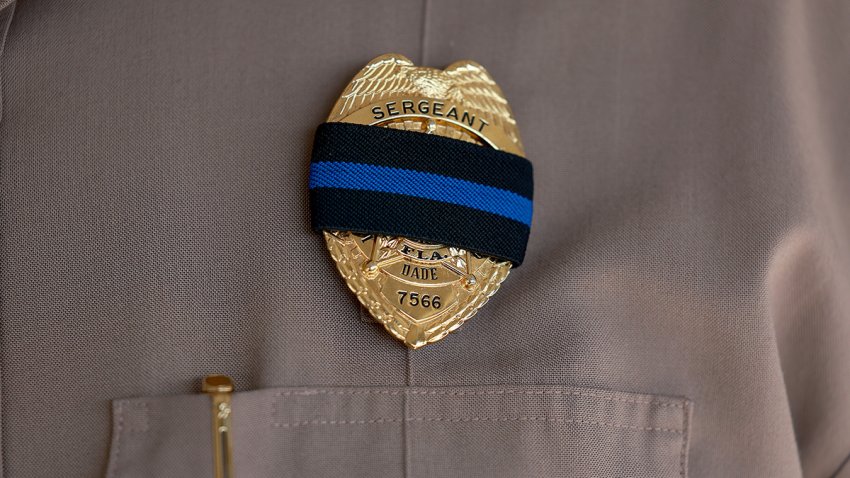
[
  {"left": 274, "top": 388, "right": 684, "bottom": 408},
  {"left": 106, "top": 400, "right": 149, "bottom": 478},
  {"left": 272, "top": 387, "right": 689, "bottom": 437},
  {"left": 105, "top": 401, "right": 124, "bottom": 478},
  {"left": 270, "top": 415, "right": 684, "bottom": 434},
  {"left": 679, "top": 400, "right": 693, "bottom": 478}
]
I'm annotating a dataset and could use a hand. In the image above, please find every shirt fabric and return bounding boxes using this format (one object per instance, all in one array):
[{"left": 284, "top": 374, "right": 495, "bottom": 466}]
[{"left": 1, "top": 1, "right": 849, "bottom": 477}]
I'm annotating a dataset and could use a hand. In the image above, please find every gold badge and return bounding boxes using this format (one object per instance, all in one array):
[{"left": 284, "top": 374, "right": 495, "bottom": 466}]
[{"left": 321, "top": 53, "right": 525, "bottom": 348}]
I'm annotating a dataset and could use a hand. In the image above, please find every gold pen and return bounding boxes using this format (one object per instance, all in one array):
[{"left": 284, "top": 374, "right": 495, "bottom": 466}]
[{"left": 202, "top": 375, "right": 234, "bottom": 478}]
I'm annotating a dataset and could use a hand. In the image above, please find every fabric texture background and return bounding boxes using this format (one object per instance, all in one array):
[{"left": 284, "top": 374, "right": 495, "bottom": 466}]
[{"left": 1, "top": 0, "right": 849, "bottom": 477}]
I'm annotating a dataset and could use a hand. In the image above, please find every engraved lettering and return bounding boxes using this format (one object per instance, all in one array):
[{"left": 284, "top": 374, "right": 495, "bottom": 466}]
[
  {"left": 400, "top": 265, "right": 439, "bottom": 281},
  {"left": 432, "top": 102, "right": 444, "bottom": 116},
  {"left": 417, "top": 100, "right": 430, "bottom": 114},
  {"left": 399, "top": 244, "right": 447, "bottom": 262},
  {"left": 446, "top": 106, "right": 459, "bottom": 120},
  {"left": 386, "top": 101, "right": 399, "bottom": 116},
  {"left": 477, "top": 118, "right": 489, "bottom": 132},
  {"left": 401, "top": 100, "right": 415, "bottom": 114},
  {"left": 372, "top": 106, "right": 385, "bottom": 120},
  {"left": 461, "top": 111, "right": 475, "bottom": 127},
  {"left": 397, "top": 290, "right": 442, "bottom": 309}
]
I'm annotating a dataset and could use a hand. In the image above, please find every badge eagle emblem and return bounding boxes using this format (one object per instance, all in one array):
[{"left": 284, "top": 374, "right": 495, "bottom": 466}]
[{"left": 319, "top": 53, "right": 526, "bottom": 348}]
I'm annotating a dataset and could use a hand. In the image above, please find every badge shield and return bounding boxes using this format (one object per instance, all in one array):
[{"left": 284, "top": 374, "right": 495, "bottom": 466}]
[{"left": 321, "top": 54, "right": 525, "bottom": 348}]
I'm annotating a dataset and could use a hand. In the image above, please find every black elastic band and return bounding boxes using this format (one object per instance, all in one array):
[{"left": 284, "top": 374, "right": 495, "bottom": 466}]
[{"left": 309, "top": 122, "right": 533, "bottom": 266}]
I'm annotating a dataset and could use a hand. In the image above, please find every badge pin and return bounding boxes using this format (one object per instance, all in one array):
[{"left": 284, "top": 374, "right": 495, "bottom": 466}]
[{"left": 318, "top": 53, "right": 526, "bottom": 349}]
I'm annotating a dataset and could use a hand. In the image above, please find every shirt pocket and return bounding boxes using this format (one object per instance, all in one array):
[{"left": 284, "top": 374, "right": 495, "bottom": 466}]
[{"left": 105, "top": 384, "right": 692, "bottom": 478}]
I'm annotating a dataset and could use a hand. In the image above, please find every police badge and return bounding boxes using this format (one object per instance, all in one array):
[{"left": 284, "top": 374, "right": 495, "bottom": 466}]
[{"left": 309, "top": 54, "right": 532, "bottom": 348}]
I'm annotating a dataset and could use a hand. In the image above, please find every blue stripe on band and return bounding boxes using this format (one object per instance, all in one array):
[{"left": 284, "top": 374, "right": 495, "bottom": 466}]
[{"left": 309, "top": 161, "right": 533, "bottom": 227}]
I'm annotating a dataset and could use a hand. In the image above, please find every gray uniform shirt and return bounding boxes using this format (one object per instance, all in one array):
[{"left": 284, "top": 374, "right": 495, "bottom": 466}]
[{"left": 1, "top": 1, "right": 849, "bottom": 477}]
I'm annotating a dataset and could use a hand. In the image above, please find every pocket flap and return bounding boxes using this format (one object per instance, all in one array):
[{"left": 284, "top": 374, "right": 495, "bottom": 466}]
[{"left": 107, "top": 385, "right": 691, "bottom": 477}]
